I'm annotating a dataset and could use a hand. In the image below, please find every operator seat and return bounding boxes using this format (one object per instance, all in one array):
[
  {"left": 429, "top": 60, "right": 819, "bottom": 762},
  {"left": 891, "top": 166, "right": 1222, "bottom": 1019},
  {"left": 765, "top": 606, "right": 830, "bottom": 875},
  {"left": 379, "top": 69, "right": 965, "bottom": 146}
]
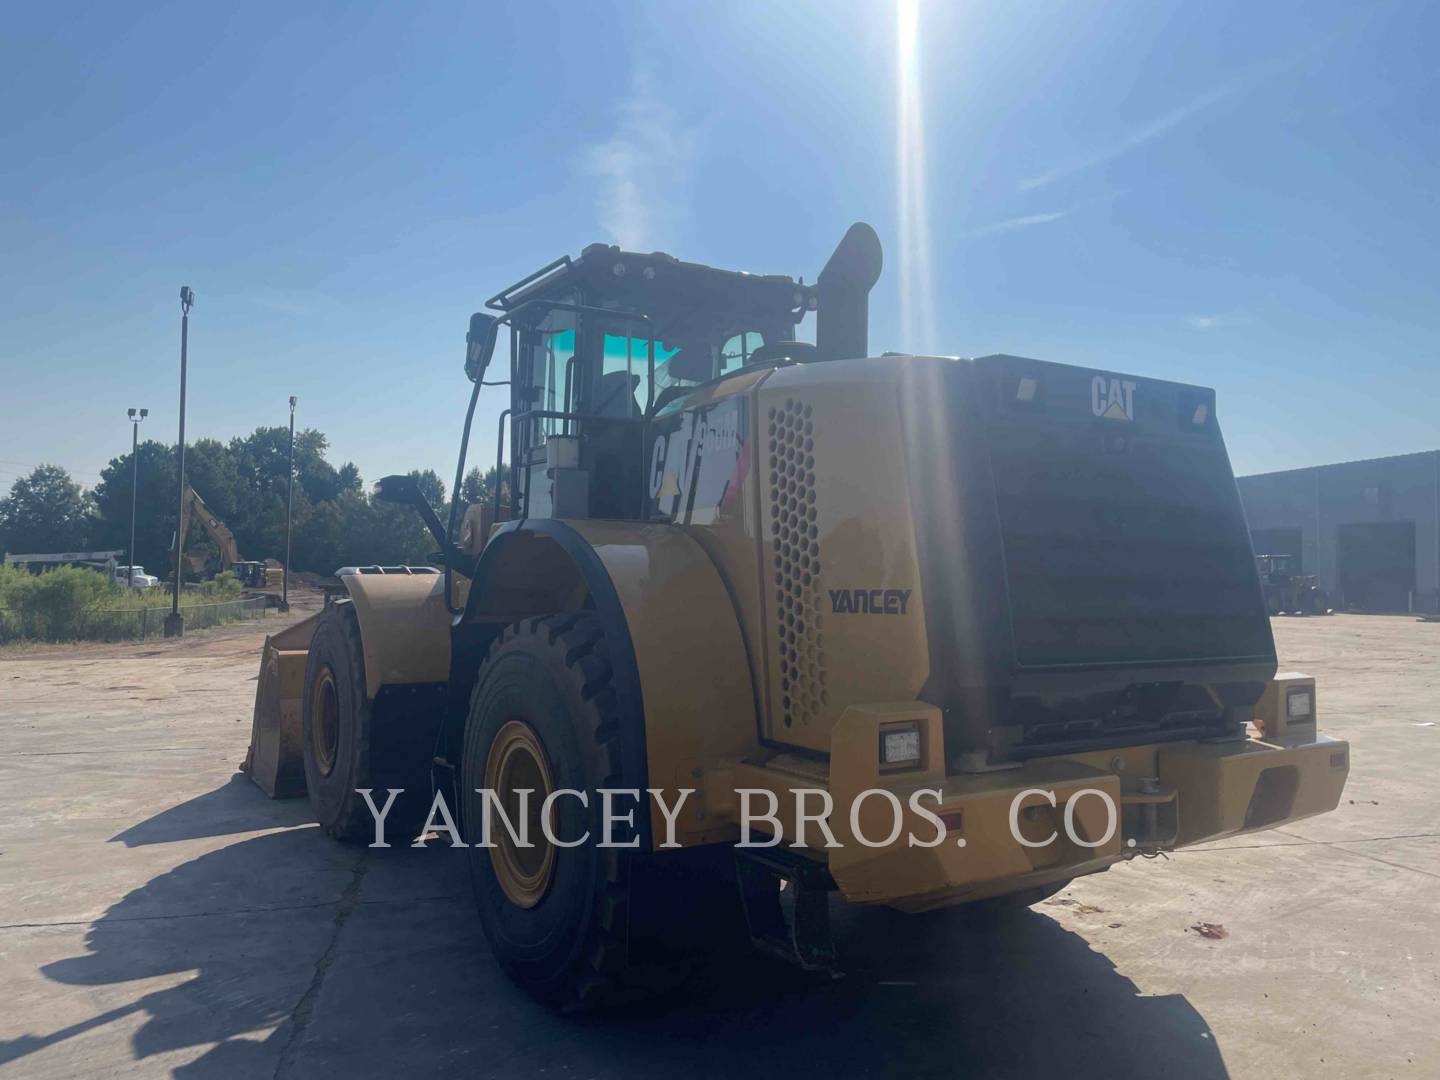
[{"left": 594, "top": 370, "right": 641, "bottom": 419}]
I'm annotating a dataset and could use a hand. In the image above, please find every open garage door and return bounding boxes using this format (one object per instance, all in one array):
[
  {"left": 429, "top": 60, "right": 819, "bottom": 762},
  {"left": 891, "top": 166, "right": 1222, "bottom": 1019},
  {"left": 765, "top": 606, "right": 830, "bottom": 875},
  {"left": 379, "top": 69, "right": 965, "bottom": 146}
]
[{"left": 1338, "top": 521, "right": 1416, "bottom": 611}]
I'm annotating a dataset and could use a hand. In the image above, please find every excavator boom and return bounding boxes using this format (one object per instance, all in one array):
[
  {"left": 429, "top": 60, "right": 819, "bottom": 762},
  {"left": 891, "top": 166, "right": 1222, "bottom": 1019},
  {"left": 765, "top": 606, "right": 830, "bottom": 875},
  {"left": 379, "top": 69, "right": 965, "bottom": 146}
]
[{"left": 178, "top": 485, "right": 242, "bottom": 569}]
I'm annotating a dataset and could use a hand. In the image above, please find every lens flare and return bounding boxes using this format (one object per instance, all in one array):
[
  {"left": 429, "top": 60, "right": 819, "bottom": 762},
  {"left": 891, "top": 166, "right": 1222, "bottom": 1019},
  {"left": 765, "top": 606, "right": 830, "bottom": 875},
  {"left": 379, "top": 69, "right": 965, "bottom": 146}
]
[{"left": 897, "top": 0, "right": 935, "bottom": 355}]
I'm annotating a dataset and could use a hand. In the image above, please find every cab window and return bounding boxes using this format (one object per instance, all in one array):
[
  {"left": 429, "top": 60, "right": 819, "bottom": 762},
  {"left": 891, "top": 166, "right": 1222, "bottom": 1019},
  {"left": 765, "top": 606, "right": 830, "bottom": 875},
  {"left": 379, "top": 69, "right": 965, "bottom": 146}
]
[
  {"left": 599, "top": 332, "right": 680, "bottom": 416},
  {"left": 719, "top": 331, "right": 766, "bottom": 377},
  {"left": 518, "top": 313, "right": 576, "bottom": 455}
]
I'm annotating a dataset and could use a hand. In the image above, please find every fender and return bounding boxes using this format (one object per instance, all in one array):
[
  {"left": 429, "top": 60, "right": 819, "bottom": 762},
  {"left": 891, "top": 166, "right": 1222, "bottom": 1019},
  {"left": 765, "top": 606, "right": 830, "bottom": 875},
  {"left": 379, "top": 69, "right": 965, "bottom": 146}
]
[
  {"left": 461, "top": 518, "right": 758, "bottom": 849},
  {"left": 244, "top": 573, "right": 449, "bottom": 800},
  {"left": 340, "top": 573, "right": 451, "bottom": 698}
]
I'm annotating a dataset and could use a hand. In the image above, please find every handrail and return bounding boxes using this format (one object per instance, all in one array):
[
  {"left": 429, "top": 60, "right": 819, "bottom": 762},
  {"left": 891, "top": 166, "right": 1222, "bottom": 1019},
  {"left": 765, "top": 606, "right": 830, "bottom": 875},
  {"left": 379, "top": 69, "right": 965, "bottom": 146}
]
[
  {"left": 484, "top": 255, "right": 572, "bottom": 312},
  {"left": 483, "top": 256, "right": 573, "bottom": 312},
  {"left": 491, "top": 408, "right": 510, "bottom": 522}
]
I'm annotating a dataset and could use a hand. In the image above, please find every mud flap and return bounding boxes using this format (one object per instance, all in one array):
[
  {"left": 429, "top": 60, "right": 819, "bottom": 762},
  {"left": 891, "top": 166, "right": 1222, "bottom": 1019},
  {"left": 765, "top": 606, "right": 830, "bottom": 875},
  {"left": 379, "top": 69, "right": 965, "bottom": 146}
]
[{"left": 735, "top": 848, "right": 841, "bottom": 976}]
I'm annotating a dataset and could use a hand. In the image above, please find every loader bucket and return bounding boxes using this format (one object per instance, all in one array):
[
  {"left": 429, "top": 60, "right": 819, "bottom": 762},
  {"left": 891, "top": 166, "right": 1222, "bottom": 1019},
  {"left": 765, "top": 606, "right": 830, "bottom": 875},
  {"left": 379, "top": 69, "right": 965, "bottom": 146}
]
[{"left": 242, "top": 611, "right": 322, "bottom": 798}]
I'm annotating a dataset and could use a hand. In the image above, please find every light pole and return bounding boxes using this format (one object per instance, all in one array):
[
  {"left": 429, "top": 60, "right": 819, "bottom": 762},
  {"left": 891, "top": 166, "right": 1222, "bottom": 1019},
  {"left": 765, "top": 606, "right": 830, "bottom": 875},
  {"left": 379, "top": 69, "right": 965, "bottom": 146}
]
[
  {"left": 280, "top": 395, "right": 297, "bottom": 613},
  {"left": 126, "top": 408, "right": 148, "bottom": 588},
  {"left": 164, "top": 286, "right": 194, "bottom": 638}
]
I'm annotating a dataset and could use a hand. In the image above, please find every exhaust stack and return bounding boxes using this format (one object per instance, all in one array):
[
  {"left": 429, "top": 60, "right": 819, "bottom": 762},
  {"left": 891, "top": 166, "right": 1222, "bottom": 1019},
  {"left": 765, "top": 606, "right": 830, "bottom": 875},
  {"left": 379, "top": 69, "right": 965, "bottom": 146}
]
[{"left": 815, "top": 222, "right": 884, "bottom": 363}]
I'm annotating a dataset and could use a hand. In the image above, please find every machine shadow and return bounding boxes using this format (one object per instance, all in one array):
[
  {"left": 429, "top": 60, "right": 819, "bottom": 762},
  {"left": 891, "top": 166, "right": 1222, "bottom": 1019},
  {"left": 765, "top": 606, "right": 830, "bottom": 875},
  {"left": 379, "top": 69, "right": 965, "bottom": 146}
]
[
  {"left": 0, "top": 777, "right": 356, "bottom": 1075},
  {"left": 611, "top": 901, "right": 1231, "bottom": 1079},
  {"left": 5, "top": 776, "right": 1227, "bottom": 1080},
  {"left": 108, "top": 771, "right": 315, "bottom": 847}
]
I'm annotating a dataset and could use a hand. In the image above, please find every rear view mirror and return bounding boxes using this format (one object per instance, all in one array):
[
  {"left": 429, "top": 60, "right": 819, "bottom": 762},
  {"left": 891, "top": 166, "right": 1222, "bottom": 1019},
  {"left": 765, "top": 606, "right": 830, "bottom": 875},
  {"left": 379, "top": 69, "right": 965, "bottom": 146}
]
[
  {"left": 465, "top": 313, "right": 499, "bottom": 382},
  {"left": 372, "top": 474, "right": 449, "bottom": 554},
  {"left": 372, "top": 474, "right": 421, "bottom": 504}
]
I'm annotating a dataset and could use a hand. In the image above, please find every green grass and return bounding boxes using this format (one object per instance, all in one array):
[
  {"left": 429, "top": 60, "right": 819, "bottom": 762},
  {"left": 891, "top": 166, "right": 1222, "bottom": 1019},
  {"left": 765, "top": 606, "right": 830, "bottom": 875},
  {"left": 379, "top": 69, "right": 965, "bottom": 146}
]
[{"left": 0, "top": 564, "right": 253, "bottom": 642}]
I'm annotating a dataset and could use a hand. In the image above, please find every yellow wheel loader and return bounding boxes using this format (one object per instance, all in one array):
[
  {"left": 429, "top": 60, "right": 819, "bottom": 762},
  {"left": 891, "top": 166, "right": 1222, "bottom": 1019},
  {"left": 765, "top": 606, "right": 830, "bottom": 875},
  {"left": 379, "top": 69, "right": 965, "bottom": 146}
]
[{"left": 246, "top": 224, "right": 1349, "bottom": 1007}]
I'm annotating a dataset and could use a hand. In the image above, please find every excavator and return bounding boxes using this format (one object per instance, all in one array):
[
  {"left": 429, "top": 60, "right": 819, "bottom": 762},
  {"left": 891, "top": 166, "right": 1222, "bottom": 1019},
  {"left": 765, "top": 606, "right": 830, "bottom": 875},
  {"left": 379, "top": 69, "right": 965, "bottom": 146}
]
[
  {"left": 245, "top": 224, "right": 1349, "bottom": 1008},
  {"left": 177, "top": 485, "right": 281, "bottom": 590}
]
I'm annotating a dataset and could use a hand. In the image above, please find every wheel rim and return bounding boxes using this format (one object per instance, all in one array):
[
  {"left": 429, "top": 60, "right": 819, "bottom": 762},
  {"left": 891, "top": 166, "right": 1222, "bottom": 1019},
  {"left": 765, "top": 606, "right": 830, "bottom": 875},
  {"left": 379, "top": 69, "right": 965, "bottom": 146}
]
[
  {"left": 311, "top": 666, "right": 340, "bottom": 778},
  {"left": 483, "top": 720, "right": 557, "bottom": 909}
]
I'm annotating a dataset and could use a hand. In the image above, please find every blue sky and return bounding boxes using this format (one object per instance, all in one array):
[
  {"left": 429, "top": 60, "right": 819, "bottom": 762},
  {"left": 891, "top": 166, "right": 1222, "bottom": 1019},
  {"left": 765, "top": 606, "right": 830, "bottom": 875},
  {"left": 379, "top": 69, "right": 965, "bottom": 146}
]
[{"left": 2, "top": 0, "right": 1436, "bottom": 495}]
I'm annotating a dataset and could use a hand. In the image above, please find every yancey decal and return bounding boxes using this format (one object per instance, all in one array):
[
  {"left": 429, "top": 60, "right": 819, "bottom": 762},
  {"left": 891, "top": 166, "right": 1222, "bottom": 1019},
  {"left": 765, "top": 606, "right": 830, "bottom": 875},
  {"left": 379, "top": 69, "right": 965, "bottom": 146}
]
[{"left": 829, "top": 588, "right": 913, "bottom": 615}]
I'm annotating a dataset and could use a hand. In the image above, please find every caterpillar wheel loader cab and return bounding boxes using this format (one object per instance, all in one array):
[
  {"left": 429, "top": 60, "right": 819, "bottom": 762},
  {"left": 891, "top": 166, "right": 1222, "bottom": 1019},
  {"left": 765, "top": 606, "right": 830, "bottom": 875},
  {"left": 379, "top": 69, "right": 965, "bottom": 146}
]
[{"left": 246, "top": 223, "right": 1350, "bottom": 1008}]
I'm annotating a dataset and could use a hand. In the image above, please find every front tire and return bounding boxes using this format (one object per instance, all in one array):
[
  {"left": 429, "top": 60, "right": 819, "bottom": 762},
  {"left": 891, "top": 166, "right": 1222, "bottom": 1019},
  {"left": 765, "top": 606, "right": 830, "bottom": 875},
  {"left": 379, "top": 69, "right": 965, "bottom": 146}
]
[{"left": 301, "top": 602, "right": 433, "bottom": 844}]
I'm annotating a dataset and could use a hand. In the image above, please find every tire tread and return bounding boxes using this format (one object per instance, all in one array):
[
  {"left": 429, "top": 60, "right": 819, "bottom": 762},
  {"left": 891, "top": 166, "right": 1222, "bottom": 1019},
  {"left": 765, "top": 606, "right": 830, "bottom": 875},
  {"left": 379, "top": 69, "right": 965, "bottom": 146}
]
[{"left": 465, "top": 612, "right": 631, "bottom": 1010}]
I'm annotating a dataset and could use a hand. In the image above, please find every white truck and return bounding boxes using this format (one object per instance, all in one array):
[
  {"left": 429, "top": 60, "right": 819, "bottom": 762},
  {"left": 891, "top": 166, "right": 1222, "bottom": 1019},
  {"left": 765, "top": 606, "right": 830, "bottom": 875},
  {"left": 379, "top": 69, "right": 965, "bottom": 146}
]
[{"left": 114, "top": 565, "right": 159, "bottom": 589}]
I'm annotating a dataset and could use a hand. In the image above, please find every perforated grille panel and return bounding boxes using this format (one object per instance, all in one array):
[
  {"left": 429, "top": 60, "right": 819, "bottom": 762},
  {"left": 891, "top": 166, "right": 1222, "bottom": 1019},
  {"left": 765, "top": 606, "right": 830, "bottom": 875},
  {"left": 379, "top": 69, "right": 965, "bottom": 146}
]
[{"left": 767, "top": 397, "right": 828, "bottom": 728}]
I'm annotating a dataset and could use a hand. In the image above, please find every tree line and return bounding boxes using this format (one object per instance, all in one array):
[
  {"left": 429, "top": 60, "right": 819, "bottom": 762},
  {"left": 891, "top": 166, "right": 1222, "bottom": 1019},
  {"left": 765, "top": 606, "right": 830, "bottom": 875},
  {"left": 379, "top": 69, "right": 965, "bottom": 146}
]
[{"left": 0, "top": 427, "right": 500, "bottom": 576}]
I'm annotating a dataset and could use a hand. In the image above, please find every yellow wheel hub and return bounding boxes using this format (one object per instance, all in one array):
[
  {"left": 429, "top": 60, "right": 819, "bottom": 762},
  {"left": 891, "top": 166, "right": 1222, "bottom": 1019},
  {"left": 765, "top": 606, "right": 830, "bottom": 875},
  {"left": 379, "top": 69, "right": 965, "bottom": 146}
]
[
  {"left": 310, "top": 666, "right": 340, "bottom": 777},
  {"left": 484, "top": 720, "right": 557, "bottom": 909}
]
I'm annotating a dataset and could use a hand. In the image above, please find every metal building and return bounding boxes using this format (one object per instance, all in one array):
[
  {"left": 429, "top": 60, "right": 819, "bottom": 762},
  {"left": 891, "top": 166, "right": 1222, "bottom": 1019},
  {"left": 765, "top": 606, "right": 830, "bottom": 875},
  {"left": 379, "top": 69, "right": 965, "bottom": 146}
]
[{"left": 1237, "top": 450, "right": 1440, "bottom": 614}]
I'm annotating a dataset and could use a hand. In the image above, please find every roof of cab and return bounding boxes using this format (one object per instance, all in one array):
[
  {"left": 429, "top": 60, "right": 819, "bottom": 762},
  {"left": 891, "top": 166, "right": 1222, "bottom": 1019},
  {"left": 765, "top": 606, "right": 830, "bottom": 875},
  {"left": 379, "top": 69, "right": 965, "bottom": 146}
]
[{"left": 487, "top": 243, "right": 815, "bottom": 327}]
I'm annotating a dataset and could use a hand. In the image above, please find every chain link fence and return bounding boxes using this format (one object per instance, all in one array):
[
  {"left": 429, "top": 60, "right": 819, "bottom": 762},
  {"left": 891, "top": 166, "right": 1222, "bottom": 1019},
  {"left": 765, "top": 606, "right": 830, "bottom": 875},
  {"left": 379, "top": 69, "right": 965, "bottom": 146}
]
[{"left": 0, "top": 595, "right": 270, "bottom": 644}]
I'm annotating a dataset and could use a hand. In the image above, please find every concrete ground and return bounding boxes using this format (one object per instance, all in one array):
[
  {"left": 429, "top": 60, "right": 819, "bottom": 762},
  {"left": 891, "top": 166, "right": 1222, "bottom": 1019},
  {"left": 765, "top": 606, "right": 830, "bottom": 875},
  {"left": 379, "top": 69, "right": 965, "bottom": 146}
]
[{"left": 1, "top": 610, "right": 1436, "bottom": 1079}]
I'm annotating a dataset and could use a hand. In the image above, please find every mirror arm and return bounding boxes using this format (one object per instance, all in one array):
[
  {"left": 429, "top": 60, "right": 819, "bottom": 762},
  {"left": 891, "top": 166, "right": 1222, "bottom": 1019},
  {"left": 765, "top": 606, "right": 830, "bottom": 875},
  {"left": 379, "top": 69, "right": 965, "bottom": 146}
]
[
  {"left": 375, "top": 475, "right": 469, "bottom": 581},
  {"left": 408, "top": 495, "right": 450, "bottom": 557},
  {"left": 443, "top": 372, "right": 486, "bottom": 616}
]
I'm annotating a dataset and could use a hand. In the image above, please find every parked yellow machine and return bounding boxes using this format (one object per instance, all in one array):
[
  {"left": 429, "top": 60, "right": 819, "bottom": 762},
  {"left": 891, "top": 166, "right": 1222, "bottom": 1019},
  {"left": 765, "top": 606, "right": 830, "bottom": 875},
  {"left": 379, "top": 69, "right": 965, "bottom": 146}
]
[
  {"left": 176, "top": 485, "right": 281, "bottom": 589},
  {"left": 246, "top": 224, "right": 1349, "bottom": 1006}
]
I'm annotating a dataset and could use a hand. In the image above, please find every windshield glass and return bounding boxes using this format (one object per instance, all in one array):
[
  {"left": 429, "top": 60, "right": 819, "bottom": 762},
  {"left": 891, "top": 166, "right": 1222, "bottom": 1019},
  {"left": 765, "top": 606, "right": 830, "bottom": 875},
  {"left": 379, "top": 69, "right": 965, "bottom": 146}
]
[{"left": 600, "top": 333, "right": 680, "bottom": 414}]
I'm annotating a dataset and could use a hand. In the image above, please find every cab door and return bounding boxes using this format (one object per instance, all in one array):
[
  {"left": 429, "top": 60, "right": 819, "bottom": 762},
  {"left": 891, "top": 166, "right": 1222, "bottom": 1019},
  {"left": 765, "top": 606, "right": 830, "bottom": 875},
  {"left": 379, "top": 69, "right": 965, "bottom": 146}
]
[{"left": 513, "top": 309, "right": 577, "bottom": 519}]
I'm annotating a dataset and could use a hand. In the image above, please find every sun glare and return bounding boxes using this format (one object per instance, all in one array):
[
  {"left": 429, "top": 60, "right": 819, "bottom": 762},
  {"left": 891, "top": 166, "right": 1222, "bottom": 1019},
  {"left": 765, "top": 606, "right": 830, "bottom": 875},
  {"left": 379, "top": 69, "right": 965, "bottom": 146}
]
[{"left": 897, "top": 0, "right": 935, "bottom": 356}]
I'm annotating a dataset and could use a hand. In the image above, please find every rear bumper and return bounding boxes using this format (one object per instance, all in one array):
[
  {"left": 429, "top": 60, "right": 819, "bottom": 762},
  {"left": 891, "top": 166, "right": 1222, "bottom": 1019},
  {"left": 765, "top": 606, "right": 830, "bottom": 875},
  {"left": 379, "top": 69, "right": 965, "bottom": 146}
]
[
  {"left": 732, "top": 703, "right": 1350, "bottom": 911},
  {"left": 1157, "top": 731, "right": 1349, "bottom": 845}
]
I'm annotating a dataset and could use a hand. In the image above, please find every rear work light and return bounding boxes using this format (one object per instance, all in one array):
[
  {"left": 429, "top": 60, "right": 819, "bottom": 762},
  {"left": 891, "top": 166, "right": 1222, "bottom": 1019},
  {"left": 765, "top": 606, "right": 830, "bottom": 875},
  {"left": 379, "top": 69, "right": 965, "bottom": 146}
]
[
  {"left": 1255, "top": 673, "right": 1317, "bottom": 737},
  {"left": 880, "top": 725, "right": 922, "bottom": 767},
  {"left": 1287, "top": 689, "right": 1313, "bottom": 720},
  {"left": 1177, "top": 390, "right": 1215, "bottom": 432}
]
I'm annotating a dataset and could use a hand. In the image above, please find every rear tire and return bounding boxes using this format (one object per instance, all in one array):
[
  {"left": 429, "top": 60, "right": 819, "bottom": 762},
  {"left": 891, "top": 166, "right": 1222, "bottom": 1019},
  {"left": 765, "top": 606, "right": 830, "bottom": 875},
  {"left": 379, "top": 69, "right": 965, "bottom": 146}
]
[
  {"left": 301, "top": 601, "right": 433, "bottom": 844},
  {"left": 462, "top": 613, "right": 635, "bottom": 1009}
]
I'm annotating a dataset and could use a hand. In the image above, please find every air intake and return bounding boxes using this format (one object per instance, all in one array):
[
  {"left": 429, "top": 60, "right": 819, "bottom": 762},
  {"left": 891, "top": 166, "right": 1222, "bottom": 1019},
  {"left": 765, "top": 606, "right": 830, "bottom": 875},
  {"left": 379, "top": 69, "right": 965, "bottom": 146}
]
[{"left": 768, "top": 396, "right": 828, "bottom": 729}]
